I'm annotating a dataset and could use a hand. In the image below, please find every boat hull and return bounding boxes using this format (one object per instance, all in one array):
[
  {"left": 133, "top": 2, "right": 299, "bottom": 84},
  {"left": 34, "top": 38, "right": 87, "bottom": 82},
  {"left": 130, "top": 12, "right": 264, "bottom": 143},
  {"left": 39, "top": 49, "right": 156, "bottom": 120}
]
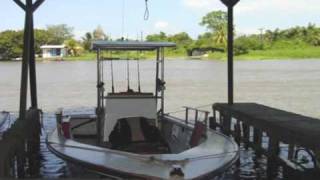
[{"left": 47, "top": 112, "right": 239, "bottom": 179}]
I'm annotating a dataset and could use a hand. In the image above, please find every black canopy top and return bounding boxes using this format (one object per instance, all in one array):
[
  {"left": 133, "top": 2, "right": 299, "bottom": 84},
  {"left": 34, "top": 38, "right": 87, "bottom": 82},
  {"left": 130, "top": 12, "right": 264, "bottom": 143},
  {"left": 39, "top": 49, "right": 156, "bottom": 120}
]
[{"left": 92, "top": 41, "right": 176, "bottom": 51}]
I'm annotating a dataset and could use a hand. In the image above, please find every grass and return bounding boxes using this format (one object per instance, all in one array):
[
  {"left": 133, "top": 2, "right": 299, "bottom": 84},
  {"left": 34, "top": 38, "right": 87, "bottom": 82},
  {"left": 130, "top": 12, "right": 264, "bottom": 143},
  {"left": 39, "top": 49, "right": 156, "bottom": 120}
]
[
  {"left": 63, "top": 52, "right": 96, "bottom": 61},
  {"left": 208, "top": 46, "right": 320, "bottom": 61}
]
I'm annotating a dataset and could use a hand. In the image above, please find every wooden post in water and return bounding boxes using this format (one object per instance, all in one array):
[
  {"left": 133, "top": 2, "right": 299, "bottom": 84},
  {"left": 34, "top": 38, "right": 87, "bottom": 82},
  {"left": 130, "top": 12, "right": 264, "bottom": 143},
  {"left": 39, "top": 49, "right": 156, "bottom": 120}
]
[
  {"left": 267, "top": 136, "right": 280, "bottom": 180},
  {"left": 220, "top": 0, "right": 239, "bottom": 105},
  {"left": 242, "top": 123, "right": 250, "bottom": 149},
  {"left": 253, "top": 128, "right": 263, "bottom": 156}
]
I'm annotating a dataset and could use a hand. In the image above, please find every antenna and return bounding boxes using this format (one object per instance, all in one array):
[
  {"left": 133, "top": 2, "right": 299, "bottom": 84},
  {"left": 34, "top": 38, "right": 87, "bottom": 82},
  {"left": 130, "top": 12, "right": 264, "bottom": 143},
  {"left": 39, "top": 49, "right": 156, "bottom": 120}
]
[
  {"left": 126, "top": 52, "right": 131, "bottom": 92},
  {"left": 110, "top": 51, "right": 115, "bottom": 93},
  {"left": 121, "top": 0, "right": 125, "bottom": 39}
]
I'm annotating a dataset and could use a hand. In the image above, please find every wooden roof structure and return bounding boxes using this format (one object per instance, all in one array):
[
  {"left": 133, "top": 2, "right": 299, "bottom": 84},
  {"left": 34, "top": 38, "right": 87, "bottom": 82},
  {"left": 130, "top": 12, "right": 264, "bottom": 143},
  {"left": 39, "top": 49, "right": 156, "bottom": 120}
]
[{"left": 92, "top": 41, "right": 176, "bottom": 51}]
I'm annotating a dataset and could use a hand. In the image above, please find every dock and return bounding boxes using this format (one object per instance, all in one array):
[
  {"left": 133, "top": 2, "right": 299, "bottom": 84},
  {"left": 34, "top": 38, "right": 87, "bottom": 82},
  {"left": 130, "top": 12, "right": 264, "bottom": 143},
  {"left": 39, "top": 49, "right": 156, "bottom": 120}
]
[
  {"left": 211, "top": 103, "right": 320, "bottom": 179},
  {"left": 0, "top": 109, "right": 41, "bottom": 178}
]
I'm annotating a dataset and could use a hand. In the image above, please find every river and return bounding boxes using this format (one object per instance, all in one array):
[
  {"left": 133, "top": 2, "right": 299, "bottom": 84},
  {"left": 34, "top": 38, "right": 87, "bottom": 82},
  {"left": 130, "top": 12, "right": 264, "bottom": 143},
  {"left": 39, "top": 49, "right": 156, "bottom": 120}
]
[
  {"left": 1, "top": 59, "right": 320, "bottom": 117},
  {"left": 1, "top": 59, "right": 320, "bottom": 179}
]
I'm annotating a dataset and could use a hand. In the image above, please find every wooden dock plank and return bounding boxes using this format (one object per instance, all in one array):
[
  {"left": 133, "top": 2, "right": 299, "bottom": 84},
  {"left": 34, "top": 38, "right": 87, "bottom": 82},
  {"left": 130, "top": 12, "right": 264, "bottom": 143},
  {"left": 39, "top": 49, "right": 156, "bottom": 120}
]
[{"left": 213, "top": 103, "right": 320, "bottom": 149}]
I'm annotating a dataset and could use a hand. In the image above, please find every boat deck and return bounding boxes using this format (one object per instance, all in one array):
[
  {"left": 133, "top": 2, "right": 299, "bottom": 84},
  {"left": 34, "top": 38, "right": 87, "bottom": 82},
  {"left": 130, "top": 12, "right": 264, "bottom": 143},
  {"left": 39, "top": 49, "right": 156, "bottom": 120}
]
[{"left": 213, "top": 103, "right": 320, "bottom": 149}]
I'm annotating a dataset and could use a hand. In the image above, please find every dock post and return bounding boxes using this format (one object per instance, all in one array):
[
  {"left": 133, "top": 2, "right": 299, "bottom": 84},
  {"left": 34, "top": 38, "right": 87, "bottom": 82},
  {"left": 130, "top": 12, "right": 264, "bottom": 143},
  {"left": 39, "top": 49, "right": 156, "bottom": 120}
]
[
  {"left": 210, "top": 108, "right": 217, "bottom": 130},
  {"left": 242, "top": 123, "right": 250, "bottom": 150},
  {"left": 267, "top": 136, "right": 280, "bottom": 180},
  {"left": 17, "top": 141, "right": 26, "bottom": 178},
  {"left": 253, "top": 128, "right": 263, "bottom": 156},
  {"left": 234, "top": 121, "right": 241, "bottom": 145},
  {"left": 222, "top": 113, "right": 231, "bottom": 136}
]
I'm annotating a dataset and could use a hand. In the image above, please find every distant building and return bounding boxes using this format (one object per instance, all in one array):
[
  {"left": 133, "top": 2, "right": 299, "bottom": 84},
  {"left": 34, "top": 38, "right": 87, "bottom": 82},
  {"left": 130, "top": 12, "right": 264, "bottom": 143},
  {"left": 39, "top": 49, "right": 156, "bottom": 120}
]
[{"left": 40, "top": 45, "right": 67, "bottom": 59}]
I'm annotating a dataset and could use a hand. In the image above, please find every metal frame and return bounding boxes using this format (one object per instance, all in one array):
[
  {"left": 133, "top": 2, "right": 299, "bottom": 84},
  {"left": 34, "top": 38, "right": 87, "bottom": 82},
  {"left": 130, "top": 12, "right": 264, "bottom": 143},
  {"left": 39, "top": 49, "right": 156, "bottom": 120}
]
[{"left": 94, "top": 44, "right": 170, "bottom": 142}]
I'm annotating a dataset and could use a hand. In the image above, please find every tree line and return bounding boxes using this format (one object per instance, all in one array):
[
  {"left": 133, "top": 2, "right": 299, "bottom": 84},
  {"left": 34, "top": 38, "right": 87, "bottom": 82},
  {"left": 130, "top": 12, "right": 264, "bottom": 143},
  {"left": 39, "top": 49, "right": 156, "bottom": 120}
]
[{"left": 1, "top": 10, "right": 320, "bottom": 60}]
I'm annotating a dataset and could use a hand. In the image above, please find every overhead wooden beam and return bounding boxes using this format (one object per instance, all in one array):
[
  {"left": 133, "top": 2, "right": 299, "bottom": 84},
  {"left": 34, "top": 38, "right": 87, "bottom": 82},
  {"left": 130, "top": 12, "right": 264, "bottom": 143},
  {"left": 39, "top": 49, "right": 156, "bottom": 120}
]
[
  {"left": 32, "top": 0, "right": 45, "bottom": 12},
  {"left": 13, "top": 0, "right": 26, "bottom": 11}
]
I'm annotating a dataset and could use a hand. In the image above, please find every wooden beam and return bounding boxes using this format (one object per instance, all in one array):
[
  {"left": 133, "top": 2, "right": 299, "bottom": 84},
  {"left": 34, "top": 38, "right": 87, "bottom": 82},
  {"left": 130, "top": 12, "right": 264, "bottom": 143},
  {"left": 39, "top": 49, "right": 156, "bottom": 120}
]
[
  {"left": 13, "top": 0, "right": 26, "bottom": 11},
  {"left": 29, "top": 13, "right": 38, "bottom": 108},
  {"left": 32, "top": 0, "right": 45, "bottom": 12}
]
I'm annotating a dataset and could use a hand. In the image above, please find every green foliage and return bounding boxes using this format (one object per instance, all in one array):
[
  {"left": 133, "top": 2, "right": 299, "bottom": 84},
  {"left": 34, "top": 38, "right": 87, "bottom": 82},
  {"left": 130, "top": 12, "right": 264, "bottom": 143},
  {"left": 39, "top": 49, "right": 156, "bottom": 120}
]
[
  {"left": 200, "top": 11, "right": 227, "bottom": 47},
  {"left": 0, "top": 30, "right": 23, "bottom": 60},
  {"left": 234, "top": 35, "right": 263, "bottom": 55},
  {"left": 200, "top": 11, "right": 227, "bottom": 33},
  {"left": 146, "top": 32, "right": 194, "bottom": 55},
  {"left": 47, "top": 24, "right": 74, "bottom": 44},
  {"left": 146, "top": 32, "right": 167, "bottom": 42},
  {"left": 65, "top": 39, "right": 83, "bottom": 57},
  {"left": 82, "top": 32, "right": 93, "bottom": 51}
]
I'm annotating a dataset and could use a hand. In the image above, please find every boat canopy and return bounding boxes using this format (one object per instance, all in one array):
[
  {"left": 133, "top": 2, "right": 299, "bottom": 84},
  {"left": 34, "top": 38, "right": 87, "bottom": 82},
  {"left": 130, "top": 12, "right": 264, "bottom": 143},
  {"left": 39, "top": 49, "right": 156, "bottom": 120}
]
[{"left": 92, "top": 41, "right": 176, "bottom": 51}]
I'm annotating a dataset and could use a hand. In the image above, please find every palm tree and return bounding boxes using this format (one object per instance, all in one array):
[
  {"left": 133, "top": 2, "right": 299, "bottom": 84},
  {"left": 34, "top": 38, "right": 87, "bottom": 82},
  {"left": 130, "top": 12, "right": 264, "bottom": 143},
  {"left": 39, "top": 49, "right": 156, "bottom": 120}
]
[
  {"left": 65, "top": 39, "right": 82, "bottom": 56},
  {"left": 82, "top": 32, "right": 93, "bottom": 51},
  {"left": 212, "top": 27, "right": 227, "bottom": 48}
]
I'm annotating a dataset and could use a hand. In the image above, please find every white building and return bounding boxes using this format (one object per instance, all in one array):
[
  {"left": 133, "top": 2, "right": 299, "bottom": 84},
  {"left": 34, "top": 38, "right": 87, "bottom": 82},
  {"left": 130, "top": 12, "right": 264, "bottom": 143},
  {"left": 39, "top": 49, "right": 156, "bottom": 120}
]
[{"left": 40, "top": 45, "right": 67, "bottom": 59}]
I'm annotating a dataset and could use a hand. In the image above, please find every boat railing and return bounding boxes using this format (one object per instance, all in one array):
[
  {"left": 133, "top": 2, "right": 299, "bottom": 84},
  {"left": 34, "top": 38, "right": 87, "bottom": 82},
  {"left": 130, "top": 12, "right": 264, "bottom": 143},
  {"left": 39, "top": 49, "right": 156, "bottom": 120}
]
[{"left": 182, "top": 106, "right": 210, "bottom": 128}]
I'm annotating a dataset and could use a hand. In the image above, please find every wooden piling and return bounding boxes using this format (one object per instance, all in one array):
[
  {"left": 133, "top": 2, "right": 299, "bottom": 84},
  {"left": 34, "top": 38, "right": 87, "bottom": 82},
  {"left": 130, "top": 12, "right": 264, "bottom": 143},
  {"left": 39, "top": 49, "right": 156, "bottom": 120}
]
[
  {"left": 253, "top": 128, "right": 263, "bottom": 156},
  {"left": 267, "top": 136, "right": 280, "bottom": 180},
  {"left": 0, "top": 109, "right": 41, "bottom": 177}
]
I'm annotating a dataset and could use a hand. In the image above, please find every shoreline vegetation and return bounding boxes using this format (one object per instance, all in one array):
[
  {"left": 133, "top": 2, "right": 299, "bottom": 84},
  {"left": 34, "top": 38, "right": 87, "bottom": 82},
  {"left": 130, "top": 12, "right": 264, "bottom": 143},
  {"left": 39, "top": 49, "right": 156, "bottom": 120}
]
[
  {"left": 1, "top": 11, "right": 320, "bottom": 62},
  {"left": 61, "top": 46, "right": 320, "bottom": 61}
]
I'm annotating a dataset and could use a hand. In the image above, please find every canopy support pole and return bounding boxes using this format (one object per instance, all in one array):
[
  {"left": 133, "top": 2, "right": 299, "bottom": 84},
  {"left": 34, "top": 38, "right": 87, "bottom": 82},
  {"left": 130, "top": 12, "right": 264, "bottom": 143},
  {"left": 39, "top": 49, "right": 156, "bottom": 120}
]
[{"left": 221, "top": 0, "right": 239, "bottom": 105}]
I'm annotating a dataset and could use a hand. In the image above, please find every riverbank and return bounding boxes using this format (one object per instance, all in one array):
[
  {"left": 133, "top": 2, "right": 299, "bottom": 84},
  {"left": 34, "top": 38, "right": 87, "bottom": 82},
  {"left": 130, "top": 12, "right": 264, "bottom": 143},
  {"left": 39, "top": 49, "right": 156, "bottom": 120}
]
[{"left": 1, "top": 47, "right": 320, "bottom": 62}]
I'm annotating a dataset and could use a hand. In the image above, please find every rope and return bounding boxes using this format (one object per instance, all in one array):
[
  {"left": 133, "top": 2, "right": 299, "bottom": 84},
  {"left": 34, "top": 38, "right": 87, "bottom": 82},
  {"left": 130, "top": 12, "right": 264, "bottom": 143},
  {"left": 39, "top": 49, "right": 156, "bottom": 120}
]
[{"left": 144, "top": 0, "right": 149, "bottom": 20}]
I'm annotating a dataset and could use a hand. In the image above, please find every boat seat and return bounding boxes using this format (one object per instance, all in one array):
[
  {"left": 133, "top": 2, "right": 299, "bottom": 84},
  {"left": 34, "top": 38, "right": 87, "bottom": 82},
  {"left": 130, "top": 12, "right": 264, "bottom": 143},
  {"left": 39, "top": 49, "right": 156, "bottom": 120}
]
[
  {"left": 109, "top": 117, "right": 170, "bottom": 153},
  {"left": 189, "top": 121, "right": 206, "bottom": 148}
]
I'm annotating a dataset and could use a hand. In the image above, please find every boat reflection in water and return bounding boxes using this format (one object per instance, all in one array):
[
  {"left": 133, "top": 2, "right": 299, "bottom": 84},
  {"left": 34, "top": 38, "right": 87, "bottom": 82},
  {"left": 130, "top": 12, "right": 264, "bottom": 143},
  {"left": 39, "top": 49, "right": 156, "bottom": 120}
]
[{"left": 46, "top": 41, "right": 239, "bottom": 179}]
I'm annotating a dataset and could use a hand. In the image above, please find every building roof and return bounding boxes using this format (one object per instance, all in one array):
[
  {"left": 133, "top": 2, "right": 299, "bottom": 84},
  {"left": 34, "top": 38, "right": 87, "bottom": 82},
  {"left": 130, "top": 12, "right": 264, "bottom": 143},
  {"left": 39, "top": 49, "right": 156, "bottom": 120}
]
[
  {"left": 92, "top": 41, "right": 176, "bottom": 51},
  {"left": 40, "top": 45, "right": 66, "bottom": 49}
]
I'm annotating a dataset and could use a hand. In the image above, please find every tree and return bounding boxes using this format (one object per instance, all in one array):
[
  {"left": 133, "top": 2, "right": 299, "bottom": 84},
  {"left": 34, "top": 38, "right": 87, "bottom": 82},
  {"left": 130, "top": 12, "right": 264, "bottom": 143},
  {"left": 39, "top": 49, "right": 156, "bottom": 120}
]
[
  {"left": 34, "top": 29, "right": 50, "bottom": 54},
  {"left": 93, "top": 26, "right": 107, "bottom": 40},
  {"left": 168, "top": 32, "right": 193, "bottom": 49},
  {"left": 200, "top": 11, "right": 228, "bottom": 47},
  {"left": 146, "top": 32, "right": 167, "bottom": 42},
  {"left": 47, "top": 24, "right": 74, "bottom": 44},
  {"left": 0, "top": 30, "right": 23, "bottom": 60},
  {"left": 65, "top": 39, "right": 83, "bottom": 56},
  {"left": 82, "top": 32, "right": 93, "bottom": 51}
]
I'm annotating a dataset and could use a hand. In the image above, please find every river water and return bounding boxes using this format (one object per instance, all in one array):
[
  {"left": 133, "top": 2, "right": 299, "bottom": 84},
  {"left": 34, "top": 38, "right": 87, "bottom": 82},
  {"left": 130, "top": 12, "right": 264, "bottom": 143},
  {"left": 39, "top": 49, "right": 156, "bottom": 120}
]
[{"left": 1, "top": 59, "right": 320, "bottom": 179}]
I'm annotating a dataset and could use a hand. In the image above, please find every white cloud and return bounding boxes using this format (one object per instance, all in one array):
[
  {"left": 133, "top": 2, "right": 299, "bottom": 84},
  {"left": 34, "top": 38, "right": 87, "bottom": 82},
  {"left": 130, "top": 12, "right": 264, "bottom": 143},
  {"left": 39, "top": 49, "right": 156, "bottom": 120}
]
[
  {"left": 183, "top": 0, "right": 224, "bottom": 11},
  {"left": 154, "top": 21, "right": 169, "bottom": 29},
  {"left": 183, "top": 0, "right": 320, "bottom": 14},
  {"left": 236, "top": 0, "right": 320, "bottom": 15}
]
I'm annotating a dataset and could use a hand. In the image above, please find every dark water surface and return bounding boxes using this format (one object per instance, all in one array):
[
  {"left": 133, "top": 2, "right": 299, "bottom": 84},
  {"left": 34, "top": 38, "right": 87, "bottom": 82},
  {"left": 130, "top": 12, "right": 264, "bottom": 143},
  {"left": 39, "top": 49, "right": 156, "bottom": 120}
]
[{"left": 1, "top": 59, "right": 320, "bottom": 179}]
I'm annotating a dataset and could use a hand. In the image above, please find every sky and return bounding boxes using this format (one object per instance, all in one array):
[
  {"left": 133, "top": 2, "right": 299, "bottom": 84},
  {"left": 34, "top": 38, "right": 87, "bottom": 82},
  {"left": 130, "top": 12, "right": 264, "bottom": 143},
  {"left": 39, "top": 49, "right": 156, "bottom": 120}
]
[{"left": 0, "top": 0, "right": 320, "bottom": 39}]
